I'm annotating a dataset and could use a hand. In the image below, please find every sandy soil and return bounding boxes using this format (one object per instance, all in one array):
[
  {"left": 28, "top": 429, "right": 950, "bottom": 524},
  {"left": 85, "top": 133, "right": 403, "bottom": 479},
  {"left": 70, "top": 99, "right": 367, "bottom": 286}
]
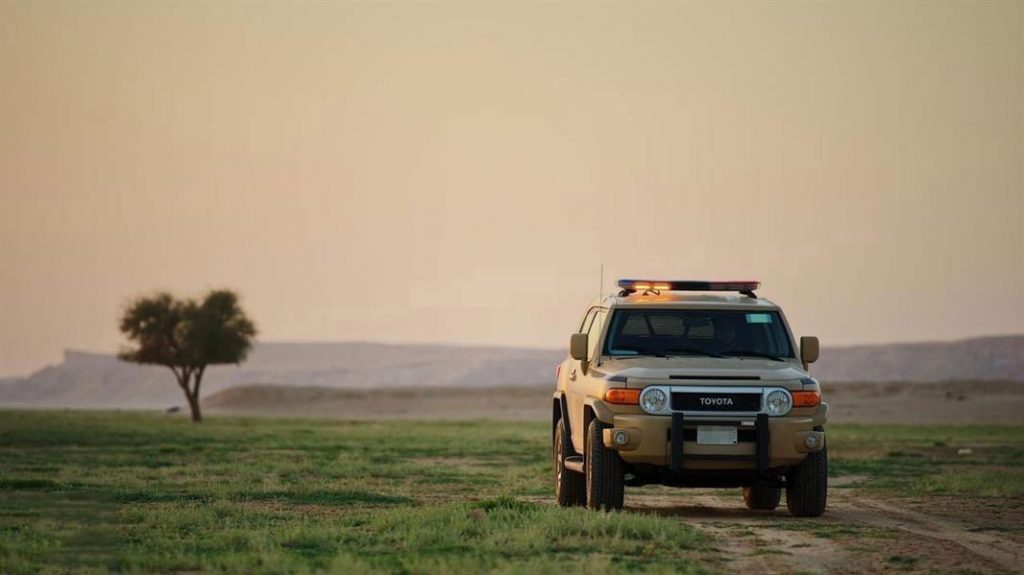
[
  {"left": 623, "top": 484, "right": 1024, "bottom": 574},
  {"left": 824, "top": 380, "right": 1024, "bottom": 425},
  {"left": 204, "top": 380, "right": 1024, "bottom": 425},
  {"left": 204, "top": 384, "right": 550, "bottom": 421}
]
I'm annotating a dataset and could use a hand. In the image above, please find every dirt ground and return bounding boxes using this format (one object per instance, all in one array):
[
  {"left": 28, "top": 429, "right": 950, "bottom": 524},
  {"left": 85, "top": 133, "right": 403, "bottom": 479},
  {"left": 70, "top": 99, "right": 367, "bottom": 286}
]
[
  {"left": 205, "top": 380, "right": 1024, "bottom": 425},
  {"left": 622, "top": 482, "right": 1024, "bottom": 574},
  {"left": 824, "top": 380, "right": 1024, "bottom": 425}
]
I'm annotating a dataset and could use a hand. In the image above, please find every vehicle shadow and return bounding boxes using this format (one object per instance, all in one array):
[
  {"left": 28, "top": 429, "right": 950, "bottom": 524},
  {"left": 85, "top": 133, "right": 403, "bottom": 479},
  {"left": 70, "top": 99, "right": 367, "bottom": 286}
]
[
  {"left": 627, "top": 503, "right": 784, "bottom": 520},
  {"left": 625, "top": 492, "right": 791, "bottom": 521}
]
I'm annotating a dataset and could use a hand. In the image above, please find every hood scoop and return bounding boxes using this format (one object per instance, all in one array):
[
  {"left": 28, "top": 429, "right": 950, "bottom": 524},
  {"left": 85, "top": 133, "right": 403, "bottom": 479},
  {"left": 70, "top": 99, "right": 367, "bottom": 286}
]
[{"left": 669, "top": 375, "right": 761, "bottom": 381}]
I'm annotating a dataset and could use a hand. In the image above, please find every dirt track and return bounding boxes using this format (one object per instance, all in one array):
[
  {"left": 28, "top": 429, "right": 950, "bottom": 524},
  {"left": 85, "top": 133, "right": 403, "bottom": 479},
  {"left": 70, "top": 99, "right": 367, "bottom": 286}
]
[{"left": 628, "top": 483, "right": 1024, "bottom": 574}]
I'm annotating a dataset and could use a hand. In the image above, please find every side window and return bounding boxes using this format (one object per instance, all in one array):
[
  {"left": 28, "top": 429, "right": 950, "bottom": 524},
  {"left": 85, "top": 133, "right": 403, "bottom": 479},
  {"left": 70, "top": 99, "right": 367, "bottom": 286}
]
[
  {"left": 579, "top": 309, "right": 597, "bottom": 333},
  {"left": 588, "top": 310, "right": 607, "bottom": 357}
]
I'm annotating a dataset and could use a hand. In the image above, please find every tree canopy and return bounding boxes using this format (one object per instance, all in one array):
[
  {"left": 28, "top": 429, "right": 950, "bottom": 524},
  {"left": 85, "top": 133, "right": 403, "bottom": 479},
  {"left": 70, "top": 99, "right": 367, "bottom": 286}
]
[{"left": 119, "top": 289, "right": 256, "bottom": 421}]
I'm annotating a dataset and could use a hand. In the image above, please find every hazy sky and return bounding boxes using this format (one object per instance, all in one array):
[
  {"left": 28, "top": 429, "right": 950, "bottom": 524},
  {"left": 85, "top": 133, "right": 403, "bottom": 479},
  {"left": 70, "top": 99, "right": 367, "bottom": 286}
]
[{"left": 1, "top": 1, "right": 1022, "bottom": 376}]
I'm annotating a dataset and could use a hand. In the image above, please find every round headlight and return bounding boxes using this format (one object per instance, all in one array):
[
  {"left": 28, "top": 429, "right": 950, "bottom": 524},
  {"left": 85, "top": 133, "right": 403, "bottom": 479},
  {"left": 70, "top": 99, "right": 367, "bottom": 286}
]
[
  {"left": 640, "top": 387, "right": 668, "bottom": 414},
  {"left": 764, "top": 389, "right": 792, "bottom": 416}
]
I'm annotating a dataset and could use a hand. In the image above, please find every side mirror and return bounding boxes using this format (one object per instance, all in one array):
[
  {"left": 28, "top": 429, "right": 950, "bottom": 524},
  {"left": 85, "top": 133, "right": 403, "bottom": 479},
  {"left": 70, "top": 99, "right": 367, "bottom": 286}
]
[
  {"left": 800, "top": 336, "right": 820, "bottom": 370},
  {"left": 570, "top": 332, "right": 589, "bottom": 361}
]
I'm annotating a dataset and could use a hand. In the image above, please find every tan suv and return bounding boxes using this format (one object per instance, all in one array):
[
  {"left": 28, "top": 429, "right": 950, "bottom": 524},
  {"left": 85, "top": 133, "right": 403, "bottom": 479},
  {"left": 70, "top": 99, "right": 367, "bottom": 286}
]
[{"left": 553, "top": 280, "right": 827, "bottom": 516}]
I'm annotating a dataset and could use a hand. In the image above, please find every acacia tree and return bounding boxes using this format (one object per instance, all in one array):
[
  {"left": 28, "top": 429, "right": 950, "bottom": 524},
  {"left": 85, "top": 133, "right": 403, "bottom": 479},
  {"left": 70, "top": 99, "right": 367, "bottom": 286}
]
[{"left": 118, "top": 290, "right": 257, "bottom": 422}]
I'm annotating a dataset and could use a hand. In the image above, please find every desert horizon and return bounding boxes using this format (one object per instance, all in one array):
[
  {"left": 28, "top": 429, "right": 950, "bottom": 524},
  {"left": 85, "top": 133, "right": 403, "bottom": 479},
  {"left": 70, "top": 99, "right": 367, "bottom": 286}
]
[
  {"left": 2, "top": 334, "right": 1021, "bottom": 416},
  {"left": 5, "top": 327, "right": 1024, "bottom": 380}
]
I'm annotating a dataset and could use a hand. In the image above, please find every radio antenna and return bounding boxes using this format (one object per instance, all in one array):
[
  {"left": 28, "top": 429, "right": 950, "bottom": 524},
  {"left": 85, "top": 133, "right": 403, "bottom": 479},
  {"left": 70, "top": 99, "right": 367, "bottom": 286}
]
[{"left": 599, "top": 263, "right": 604, "bottom": 300}]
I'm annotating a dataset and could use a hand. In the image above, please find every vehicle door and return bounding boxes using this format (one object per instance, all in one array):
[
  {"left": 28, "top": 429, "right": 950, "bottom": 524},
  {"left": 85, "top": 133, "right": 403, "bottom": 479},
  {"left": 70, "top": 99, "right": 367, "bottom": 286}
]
[{"left": 567, "top": 307, "right": 607, "bottom": 453}]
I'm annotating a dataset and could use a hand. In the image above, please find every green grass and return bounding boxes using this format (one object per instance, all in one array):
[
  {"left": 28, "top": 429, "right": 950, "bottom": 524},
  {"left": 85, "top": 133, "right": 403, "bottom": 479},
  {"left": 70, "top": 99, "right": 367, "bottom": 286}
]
[
  {"left": 1, "top": 412, "right": 1021, "bottom": 573},
  {"left": 0, "top": 411, "right": 708, "bottom": 574},
  {"left": 827, "top": 424, "right": 1024, "bottom": 497}
]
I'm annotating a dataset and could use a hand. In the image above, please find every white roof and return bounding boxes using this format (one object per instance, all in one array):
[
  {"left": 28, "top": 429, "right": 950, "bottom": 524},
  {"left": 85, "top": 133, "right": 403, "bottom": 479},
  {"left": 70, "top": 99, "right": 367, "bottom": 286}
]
[{"left": 595, "top": 292, "right": 781, "bottom": 311}]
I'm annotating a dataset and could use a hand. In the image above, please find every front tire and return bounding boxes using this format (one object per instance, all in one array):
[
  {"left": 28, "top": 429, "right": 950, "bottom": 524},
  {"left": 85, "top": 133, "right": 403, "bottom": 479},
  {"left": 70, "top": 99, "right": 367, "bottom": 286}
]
[
  {"left": 785, "top": 444, "right": 828, "bottom": 517},
  {"left": 743, "top": 484, "right": 782, "bottom": 510},
  {"left": 585, "top": 420, "right": 624, "bottom": 511},
  {"left": 554, "top": 418, "right": 585, "bottom": 507}
]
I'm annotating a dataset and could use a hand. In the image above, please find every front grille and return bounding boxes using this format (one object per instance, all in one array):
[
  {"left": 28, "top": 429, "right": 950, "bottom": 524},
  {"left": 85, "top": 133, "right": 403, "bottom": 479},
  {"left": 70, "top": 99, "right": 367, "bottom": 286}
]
[{"left": 671, "top": 391, "right": 762, "bottom": 412}]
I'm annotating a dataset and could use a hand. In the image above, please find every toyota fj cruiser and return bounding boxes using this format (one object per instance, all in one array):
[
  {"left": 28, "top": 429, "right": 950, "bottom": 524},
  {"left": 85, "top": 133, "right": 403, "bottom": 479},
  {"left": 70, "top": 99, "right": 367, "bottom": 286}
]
[{"left": 553, "top": 280, "right": 827, "bottom": 516}]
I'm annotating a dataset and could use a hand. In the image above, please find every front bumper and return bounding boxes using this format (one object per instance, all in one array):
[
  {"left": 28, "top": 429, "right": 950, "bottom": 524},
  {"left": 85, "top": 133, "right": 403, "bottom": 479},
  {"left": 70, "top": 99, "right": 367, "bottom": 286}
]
[{"left": 601, "top": 403, "right": 828, "bottom": 470}]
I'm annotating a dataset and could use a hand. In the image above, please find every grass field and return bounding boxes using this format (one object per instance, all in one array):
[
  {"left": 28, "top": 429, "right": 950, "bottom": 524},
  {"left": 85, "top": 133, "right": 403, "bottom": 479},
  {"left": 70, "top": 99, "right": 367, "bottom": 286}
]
[{"left": 1, "top": 411, "right": 1022, "bottom": 574}]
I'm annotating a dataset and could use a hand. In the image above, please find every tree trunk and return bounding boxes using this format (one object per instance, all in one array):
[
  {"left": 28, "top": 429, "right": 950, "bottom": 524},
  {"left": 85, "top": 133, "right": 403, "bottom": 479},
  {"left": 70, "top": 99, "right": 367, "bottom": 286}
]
[
  {"left": 186, "top": 392, "right": 202, "bottom": 422},
  {"left": 189, "top": 367, "right": 205, "bottom": 423},
  {"left": 169, "top": 366, "right": 204, "bottom": 423}
]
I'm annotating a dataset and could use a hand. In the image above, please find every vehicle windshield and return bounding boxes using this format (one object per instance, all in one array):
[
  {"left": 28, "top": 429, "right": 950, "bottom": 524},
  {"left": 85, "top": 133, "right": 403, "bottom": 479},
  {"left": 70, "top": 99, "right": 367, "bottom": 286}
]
[{"left": 602, "top": 308, "right": 795, "bottom": 359}]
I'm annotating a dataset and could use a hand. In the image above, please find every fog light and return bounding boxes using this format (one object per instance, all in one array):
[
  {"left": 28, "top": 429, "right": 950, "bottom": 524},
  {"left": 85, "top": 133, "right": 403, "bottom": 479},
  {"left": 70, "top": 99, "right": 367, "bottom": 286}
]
[
  {"left": 613, "top": 430, "right": 629, "bottom": 446},
  {"left": 805, "top": 434, "right": 819, "bottom": 449}
]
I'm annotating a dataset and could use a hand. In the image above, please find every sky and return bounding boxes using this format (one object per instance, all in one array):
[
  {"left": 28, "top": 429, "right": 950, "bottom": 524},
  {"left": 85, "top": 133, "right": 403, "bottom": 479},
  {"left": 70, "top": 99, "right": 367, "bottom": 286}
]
[{"left": 1, "top": 1, "right": 1022, "bottom": 377}]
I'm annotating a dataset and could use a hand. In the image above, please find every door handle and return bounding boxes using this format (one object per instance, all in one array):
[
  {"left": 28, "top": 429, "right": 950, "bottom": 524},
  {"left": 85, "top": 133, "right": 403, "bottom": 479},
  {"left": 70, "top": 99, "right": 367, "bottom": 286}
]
[{"left": 569, "top": 369, "right": 577, "bottom": 381}]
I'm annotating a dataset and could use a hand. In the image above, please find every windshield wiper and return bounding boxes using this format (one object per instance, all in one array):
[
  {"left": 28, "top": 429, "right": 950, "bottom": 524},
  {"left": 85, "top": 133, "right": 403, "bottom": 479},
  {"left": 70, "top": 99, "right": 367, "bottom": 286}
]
[
  {"left": 720, "top": 350, "right": 785, "bottom": 362},
  {"left": 663, "top": 347, "right": 726, "bottom": 359},
  {"left": 611, "top": 346, "right": 668, "bottom": 358}
]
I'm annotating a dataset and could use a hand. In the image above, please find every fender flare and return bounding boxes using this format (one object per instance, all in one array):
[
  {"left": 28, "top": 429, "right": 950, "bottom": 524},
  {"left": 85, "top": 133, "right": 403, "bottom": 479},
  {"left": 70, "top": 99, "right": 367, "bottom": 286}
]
[
  {"left": 553, "top": 392, "right": 576, "bottom": 455},
  {"left": 584, "top": 397, "right": 616, "bottom": 425},
  {"left": 813, "top": 402, "right": 829, "bottom": 427}
]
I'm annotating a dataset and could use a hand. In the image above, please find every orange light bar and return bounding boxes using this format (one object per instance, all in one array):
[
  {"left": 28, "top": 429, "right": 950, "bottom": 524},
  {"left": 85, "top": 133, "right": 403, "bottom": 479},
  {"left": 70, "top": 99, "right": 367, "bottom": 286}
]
[
  {"left": 618, "top": 280, "right": 760, "bottom": 293},
  {"left": 792, "top": 391, "right": 821, "bottom": 407},
  {"left": 604, "top": 388, "right": 641, "bottom": 405}
]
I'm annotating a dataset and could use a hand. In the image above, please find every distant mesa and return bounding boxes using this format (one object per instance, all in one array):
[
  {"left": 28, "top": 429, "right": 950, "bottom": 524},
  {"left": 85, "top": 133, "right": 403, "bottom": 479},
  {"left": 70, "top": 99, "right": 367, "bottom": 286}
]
[
  {"left": 0, "top": 336, "right": 1021, "bottom": 409},
  {"left": 0, "top": 342, "right": 564, "bottom": 408},
  {"left": 811, "top": 334, "right": 1024, "bottom": 383}
]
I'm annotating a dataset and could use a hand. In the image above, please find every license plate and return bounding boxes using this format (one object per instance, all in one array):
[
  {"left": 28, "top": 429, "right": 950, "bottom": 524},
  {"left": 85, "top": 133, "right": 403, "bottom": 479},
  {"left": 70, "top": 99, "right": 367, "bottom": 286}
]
[{"left": 697, "top": 426, "right": 738, "bottom": 445}]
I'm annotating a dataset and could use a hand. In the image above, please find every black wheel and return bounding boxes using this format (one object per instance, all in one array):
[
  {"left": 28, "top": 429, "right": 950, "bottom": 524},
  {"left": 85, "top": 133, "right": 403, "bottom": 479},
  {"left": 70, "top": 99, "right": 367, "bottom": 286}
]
[
  {"left": 585, "top": 419, "right": 624, "bottom": 511},
  {"left": 743, "top": 484, "right": 782, "bottom": 510},
  {"left": 786, "top": 444, "right": 828, "bottom": 517},
  {"left": 554, "top": 418, "right": 585, "bottom": 507}
]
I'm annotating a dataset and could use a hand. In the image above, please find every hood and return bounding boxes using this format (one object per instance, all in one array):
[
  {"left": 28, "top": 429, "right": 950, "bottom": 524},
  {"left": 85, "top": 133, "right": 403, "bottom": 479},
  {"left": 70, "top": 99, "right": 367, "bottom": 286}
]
[{"left": 596, "top": 357, "right": 808, "bottom": 384}]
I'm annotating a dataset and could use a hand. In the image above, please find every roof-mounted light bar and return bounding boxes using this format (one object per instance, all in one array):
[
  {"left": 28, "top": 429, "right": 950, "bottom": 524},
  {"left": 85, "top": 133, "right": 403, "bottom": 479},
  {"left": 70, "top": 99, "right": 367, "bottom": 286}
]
[{"left": 617, "top": 279, "right": 760, "bottom": 298}]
